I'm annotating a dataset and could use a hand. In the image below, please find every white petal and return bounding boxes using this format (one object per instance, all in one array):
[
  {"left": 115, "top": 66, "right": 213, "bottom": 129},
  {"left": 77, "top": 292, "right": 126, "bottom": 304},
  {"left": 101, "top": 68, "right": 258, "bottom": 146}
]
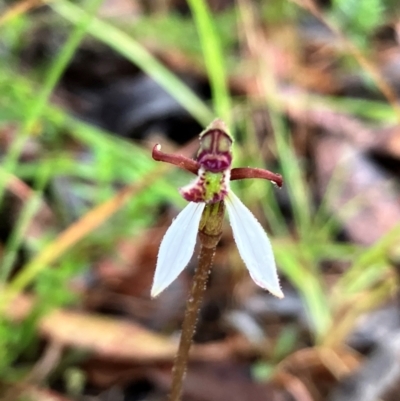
[
  {"left": 151, "top": 202, "right": 206, "bottom": 298},
  {"left": 225, "top": 191, "right": 283, "bottom": 298}
]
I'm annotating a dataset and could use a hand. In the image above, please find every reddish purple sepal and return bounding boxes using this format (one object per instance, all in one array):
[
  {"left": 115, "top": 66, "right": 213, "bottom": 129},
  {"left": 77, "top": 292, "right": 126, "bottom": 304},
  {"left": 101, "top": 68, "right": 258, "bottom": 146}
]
[{"left": 151, "top": 118, "right": 283, "bottom": 197}]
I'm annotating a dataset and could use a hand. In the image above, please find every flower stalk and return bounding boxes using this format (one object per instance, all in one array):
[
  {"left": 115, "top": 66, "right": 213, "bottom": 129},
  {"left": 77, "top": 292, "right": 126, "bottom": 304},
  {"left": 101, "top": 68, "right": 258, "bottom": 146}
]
[{"left": 169, "top": 201, "right": 225, "bottom": 401}]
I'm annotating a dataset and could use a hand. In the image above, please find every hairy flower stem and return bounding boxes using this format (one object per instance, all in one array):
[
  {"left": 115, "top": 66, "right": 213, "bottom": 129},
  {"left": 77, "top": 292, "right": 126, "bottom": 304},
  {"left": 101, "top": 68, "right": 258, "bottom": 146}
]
[
  {"left": 168, "top": 245, "right": 214, "bottom": 401},
  {"left": 169, "top": 202, "right": 225, "bottom": 401}
]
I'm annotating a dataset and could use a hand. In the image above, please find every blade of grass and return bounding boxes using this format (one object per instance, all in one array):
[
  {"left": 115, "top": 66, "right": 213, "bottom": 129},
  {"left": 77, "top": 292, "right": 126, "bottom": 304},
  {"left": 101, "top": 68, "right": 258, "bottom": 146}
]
[
  {"left": 0, "top": 0, "right": 46, "bottom": 26},
  {"left": 0, "top": 163, "right": 50, "bottom": 283},
  {"left": 0, "top": 0, "right": 104, "bottom": 289},
  {"left": 238, "top": 0, "right": 313, "bottom": 237},
  {"left": 274, "top": 243, "right": 331, "bottom": 340},
  {"left": 0, "top": 65, "right": 184, "bottom": 204},
  {"left": 51, "top": 0, "right": 213, "bottom": 125},
  {"left": 296, "top": 0, "right": 400, "bottom": 121},
  {"left": 0, "top": 129, "right": 199, "bottom": 311},
  {"left": 335, "top": 224, "right": 400, "bottom": 295},
  {"left": 270, "top": 108, "right": 313, "bottom": 238},
  {"left": 0, "top": 162, "right": 172, "bottom": 311},
  {"left": 0, "top": 0, "right": 104, "bottom": 208},
  {"left": 245, "top": 113, "right": 289, "bottom": 237},
  {"left": 237, "top": 1, "right": 324, "bottom": 334},
  {"left": 187, "top": 0, "right": 231, "bottom": 123},
  {"left": 317, "top": 95, "right": 396, "bottom": 123},
  {"left": 324, "top": 280, "right": 395, "bottom": 347}
]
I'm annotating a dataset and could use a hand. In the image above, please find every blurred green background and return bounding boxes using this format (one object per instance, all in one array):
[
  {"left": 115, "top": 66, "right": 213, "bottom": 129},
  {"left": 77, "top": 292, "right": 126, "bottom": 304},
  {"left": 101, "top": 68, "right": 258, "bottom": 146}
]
[{"left": 0, "top": 0, "right": 400, "bottom": 400}]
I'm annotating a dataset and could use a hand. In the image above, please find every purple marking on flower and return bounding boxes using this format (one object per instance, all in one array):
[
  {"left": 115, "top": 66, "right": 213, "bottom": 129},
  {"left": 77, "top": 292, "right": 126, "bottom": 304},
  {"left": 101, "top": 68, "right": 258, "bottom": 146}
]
[
  {"left": 180, "top": 169, "right": 206, "bottom": 203},
  {"left": 197, "top": 129, "right": 233, "bottom": 173},
  {"left": 180, "top": 168, "right": 230, "bottom": 203}
]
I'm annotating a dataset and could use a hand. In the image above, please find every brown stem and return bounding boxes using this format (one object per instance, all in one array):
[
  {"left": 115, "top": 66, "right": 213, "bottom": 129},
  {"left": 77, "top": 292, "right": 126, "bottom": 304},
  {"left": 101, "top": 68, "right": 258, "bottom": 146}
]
[
  {"left": 169, "top": 202, "right": 225, "bottom": 401},
  {"left": 168, "top": 245, "right": 215, "bottom": 401}
]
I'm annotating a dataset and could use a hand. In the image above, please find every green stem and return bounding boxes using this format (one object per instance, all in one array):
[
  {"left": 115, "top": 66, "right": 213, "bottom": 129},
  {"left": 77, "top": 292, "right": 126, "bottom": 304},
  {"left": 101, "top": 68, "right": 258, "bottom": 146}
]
[{"left": 187, "top": 0, "right": 231, "bottom": 123}]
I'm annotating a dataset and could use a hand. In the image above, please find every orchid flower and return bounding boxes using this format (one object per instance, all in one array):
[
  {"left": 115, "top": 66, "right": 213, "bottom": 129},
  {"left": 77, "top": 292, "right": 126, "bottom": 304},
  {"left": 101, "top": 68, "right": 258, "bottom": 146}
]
[{"left": 151, "top": 119, "right": 284, "bottom": 299}]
